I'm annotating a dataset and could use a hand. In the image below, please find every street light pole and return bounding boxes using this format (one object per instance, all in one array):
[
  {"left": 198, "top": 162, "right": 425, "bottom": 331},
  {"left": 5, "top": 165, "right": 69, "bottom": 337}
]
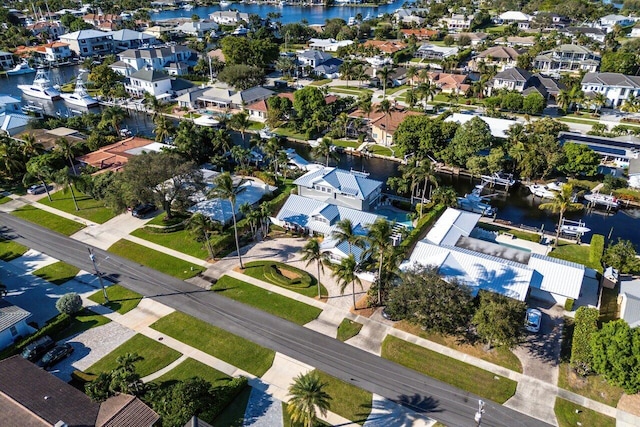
[
  {"left": 88, "top": 248, "right": 109, "bottom": 303},
  {"left": 474, "top": 400, "right": 485, "bottom": 426}
]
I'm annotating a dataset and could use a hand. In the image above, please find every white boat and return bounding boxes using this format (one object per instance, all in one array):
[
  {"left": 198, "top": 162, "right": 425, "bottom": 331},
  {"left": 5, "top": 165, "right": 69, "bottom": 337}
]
[
  {"left": 183, "top": 3, "right": 193, "bottom": 10},
  {"left": 17, "top": 68, "right": 61, "bottom": 100},
  {"left": 6, "top": 61, "right": 36, "bottom": 76},
  {"left": 278, "top": 0, "right": 287, "bottom": 6},
  {"left": 347, "top": 16, "right": 356, "bottom": 25},
  {"left": 559, "top": 219, "right": 590, "bottom": 236},
  {"left": 259, "top": 126, "right": 274, "bottom": 139},
  {"left": 193, "top": 115, "right": 221, "bottom": 127},
  {"left": 481, "top": 172, "right": 517, "bottom": 187},
  {"left": 584, "top": 192, "right": 619, "bottom": 209},
  {"left": 457, "top": 193, "right": 496, "bottom": 216},
  {"left": 546, "top": 181, "right": 564, "bottom": 192},
  {"left": 219, "top": 0, "right": 231, "bottom": 6},
  {"left": 528, "top": 184, "right": 557, "bottom": 199},
  {"left": 60, "top": 70, "right": 99, "bottom": 107}
]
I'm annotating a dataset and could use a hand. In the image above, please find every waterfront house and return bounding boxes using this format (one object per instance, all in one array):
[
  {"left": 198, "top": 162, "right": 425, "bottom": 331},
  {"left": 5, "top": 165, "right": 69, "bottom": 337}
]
[
  {"left": 297, "top": 50, "right": 333, "bottom": 68},
  {"left": 618, "top": 276, "right": 640, "bottom": 327},
  {"left": 0, "top": 95, "right": 22, "bottom": 114},
  {"left": 470, "top": 46, "right": 522, "bottom": 72},
  {"left": 246, "top": 99, "right": 269, "bottom": 122},
  {"left": 82, "top": 13, "right": 123, "bottom": 29},
  {"left": 109, "top": 29, "right": 158, "bottom": 52},
  {"left": 494, "top": 36, "right": 536, "bottom": 47},
  {"left": 496, "top": 11, "right": 532, "bottom": 29},
  {"left": 414, "top": 44, "right": 458, "bottom": 60},
  {"left": 394, "top": 8, "right": 428, "bottom": 25},
  {"left": 308, "top": 38, "right": 354, "bottom": 52},
  {"left": 76, "top": 136, "right": 170, "bottom": 173},
  {"left": 533, "top": 44, "right": 600, "bottom": 74},
  {"left": 144, "top": 25, "right": 173, "bottom": 39},
  {"left": 581, "top": 72, "right": 640, "bottom": 108},
  {"left": 0, "top": 301, "right": 34, "bottom": 351},
  {"left": 452, "top": 32, "right": 488, "bottom": 46},
  {"left": 0, "top": 113, "right": 32, "bottom": 137},
  {"left": 400, "top": 28, "right": 439, "bottom": 41},
  {"left": 125, "top": 69, "right": 174, "bottom": 99},
  {"left": 196, "top": 85, "right": 274, "bottom": 111},
  {"left": 174, "top": 20, "right": 219, "bottom": 38},
  {"left": 0, "top": 51, "right": 14, "bottom": 70},
  {"left": 370, "top": 108, "right": 421, "bottom": 147},
  {"left": 26, "top": 21, "right": 65, "bottom": 40},
  {"left": 440, "top": 13, "right": 474, "bottom": 31},
  {"left": 363, "top": 40, "right": 408, "bottom": 55},
  {"left": 112, "top": 45, "right": 195, "bottom": 76},
  {"left": 294, "top": 166, "right": 383, "bottom": 212},
  {"left": 208, "top": 11, "right": 249, "bottom": 25},
  {"left": 445, "top": 113, "right": 518, "bottom": 139},
  {"left": 60, "top": 29, "right": 113, "bottom": 57},
  {"left": 489, "top": 67, "right": 532, "bottom": 93},
  {"left": 561, "top": 27, "right": 607, "bottom": 43},
  {"left": 403, "top": 208, "right": 586, "bottom": 305},
  {"left": 598, "top": 14, "right": 636, "bottom": 32}
]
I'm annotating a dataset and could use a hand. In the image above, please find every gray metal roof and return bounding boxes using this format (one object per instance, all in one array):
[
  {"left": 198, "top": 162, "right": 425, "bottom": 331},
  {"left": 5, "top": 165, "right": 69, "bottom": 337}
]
[
  {"left": 293, "top": 167, "right": 383, "bottom": 201},
  {"left": 582, "top": 72, "right": 640, "bottom": 89},
  {"left": 0, "top": 300, "right": 30, "bottom": 332},
  {"left": 129, "top": 69, "right": 170, "bottom": 82},
  {"left": 493, "top": 67, "right": 532, "bottom": 83},
  {"left": 528, "top": 253, "right": 584, "bottom": 299}
]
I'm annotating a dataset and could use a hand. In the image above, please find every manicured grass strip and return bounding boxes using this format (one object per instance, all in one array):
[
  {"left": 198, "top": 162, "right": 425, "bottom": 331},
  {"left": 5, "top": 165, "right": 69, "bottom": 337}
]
[
  {"left": 107, "top": 239, "right": 204, "bottom": 279},
  {"left": 88, "top": 284, "right": 143, "bottom": 315},
  {"left": 38, "top": 188, "right": 115, "bottom": 224},
  {"left": 52, "top": 308, "right": 111, "bottom": 340},
  {"left": 131, "top": 227, "right": 210, "bottom": 260},
  {"left": 332, "top": 139, "right": 360, "bottom": 149},
  {"left": 11, "top": 205, "right": 85, "bottom": 235},
  {"left": 337, "top": 319, "right": 363, "bottom": 342},
  {"left": 212, "top": 275, "right": 322, "bottom": 325},
  {"left": 32, "top": 261, "right": 79, "bottom": 286},
  {"left": 282, "top": 402, "right": 330, "bottom": 427},
  {"left": 242, "top": 260, "right": 327, "bottom": 298},
  {"left": 367, "top": 145, "right": 393, "bottom": 157},
  {"left": 87, "top": 334, "right": 181, "bottom": 378},
  {"left": 314, "top": 370, "right": 372, "bottom": 424},
  {"left": 309, "top": 79, "right": 332, "bottom": 86},
  {"left": 152, "top": 358, "right": 231, "bottom": 387},
  {"left": 0, "top": 196, "right": 11, "bottom": 204},
  {"left": 0, "top": 238, "right": 28, "bottom": 261},
  {"left": 549, "top": 243, "right": 601, "bottom": 271},
  {"left": 213, "top": 386, "right": 252, "bottom": 427},
  {"left": 554, "top": 398, "right": 615, "bottom": 427},
  {"left": 381, "top": 336, "right": 517, "bottom": 404},
  {"left": 151, "top": 311, "right": 275, "bottom": 377}
]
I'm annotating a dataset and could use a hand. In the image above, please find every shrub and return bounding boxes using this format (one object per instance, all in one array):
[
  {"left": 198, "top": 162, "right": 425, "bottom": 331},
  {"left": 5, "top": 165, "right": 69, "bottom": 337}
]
[
  {"left": 570, "top": 307, "right": 599, "bottom": 376},
  {"left": 564, "top": 298, "right": 575, "bottom": 311},
  {"left": 589, "top": 234, "right": 605, "bottom": 269},
  {"left": 56, "top": 292, "right": 83, "bottom": 315},
  {"left": 401, "top": 204, "right": 445, "bottom": 251}
]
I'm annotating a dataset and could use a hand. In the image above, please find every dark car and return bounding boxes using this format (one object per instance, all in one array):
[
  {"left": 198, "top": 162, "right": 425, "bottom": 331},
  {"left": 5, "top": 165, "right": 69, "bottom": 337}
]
[
  {"left": 132, "top": 203, "right": 156, "bottom": 218},
  {"left": 36, "top": 343, "right": 74, "bottom": 369},
  {"left": 21, "top": 336, "right": 55, "bottom": 362}
]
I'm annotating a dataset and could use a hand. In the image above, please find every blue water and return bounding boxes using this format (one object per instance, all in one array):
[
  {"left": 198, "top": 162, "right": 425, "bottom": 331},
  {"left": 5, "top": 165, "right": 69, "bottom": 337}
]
[
  {"left": 150, "top": 0, "right": 406, "bottom": 24},
  {"left": 375, "top": 206, "right": 413, "bottom": 228}
]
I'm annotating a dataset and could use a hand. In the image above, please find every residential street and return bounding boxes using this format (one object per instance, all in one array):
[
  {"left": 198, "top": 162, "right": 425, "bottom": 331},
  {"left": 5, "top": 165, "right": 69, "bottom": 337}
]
[{"left": 0, "top": 212, "right": 550, "bottom": 427}]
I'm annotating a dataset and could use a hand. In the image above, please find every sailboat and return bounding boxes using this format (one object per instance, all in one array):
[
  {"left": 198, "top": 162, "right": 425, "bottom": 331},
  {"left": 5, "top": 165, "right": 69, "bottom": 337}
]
[
  {"left": 60, "top": 70, "right": 99, "bottom": 107},
  {"left": 17, "top": 68, "right": 61, "bottom": 100}
]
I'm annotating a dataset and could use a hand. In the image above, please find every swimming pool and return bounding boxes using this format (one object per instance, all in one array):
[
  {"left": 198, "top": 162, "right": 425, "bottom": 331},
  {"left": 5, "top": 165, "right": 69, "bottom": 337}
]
[{"left": 375, "top": 207, "right": 413, "bottom": 229}]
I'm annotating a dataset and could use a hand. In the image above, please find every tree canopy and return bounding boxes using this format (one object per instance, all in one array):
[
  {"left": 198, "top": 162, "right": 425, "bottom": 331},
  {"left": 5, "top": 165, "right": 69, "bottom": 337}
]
[
  {"left": 441, "top": 116, "right": 493, "bottom": 167},
  {"left": 602, "top": 239, "right": 640, "bottom": 274},
  {"left": 472, "top": 291, "right": 526, "bottom": 349},
  {"left": 558, "top": 143, "right": 600, "bottom": 177},
  {"left": 590, "top": 320, "right": 640, "bottom": 394}
]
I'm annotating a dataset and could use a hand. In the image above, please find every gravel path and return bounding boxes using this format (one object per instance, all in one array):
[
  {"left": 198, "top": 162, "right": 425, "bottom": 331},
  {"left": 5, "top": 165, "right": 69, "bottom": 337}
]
[{"left": 50, "top": 321, "right": 137, "bottom": 382}]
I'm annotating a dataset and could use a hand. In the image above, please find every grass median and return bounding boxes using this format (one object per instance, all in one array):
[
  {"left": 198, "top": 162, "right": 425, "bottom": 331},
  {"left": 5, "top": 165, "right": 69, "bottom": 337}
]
[
  {"left": 0, "top": 238, "right": 28, "bottom": 261},
  {"left": 554, "top": 398, "right": 615, "bottom": 427},
  {"left": 212, "top": 275, "right": 322, "bottom": 325},
  {"left": 107, "top": 239, "right": 204, "bottom": 279},
  {"left": 37, "top": 188, "right": 115, "bottom": 224},
  {"left": 150, "top": 311, "right": 275, "bottom": 377},
  {"left": 32, "top": 261, "right": 80, "bottom": 286},
  {"left": 87, "top": 334, "right": 181, "bottom": 378},
  {"left": 381, "top": 335, "right": 517, "bottom": 404},
  {"left": 11, "top": 205, "right": 85, "bottom": 235},
  {"left": 88, "top": 284, "right": 143, "bottom": 315},
  {"left": 130, "top": 227, "right": 210, "bottom": 260}
]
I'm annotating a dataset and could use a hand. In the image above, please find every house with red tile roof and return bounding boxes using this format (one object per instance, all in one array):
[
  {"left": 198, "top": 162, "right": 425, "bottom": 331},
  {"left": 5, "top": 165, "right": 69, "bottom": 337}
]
[{"left": 76, "top": 136, "right": 171, "bottom": 173}]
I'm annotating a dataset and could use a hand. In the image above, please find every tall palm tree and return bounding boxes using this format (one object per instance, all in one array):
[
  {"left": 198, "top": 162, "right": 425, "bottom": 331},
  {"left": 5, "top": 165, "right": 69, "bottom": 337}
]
[
  {"left": 287, "top": 371, "right": 332, "bottom": 427},
  {"left": 556, "top": 89, "right": 572, "bottom": 113},
  {"left": 621, "top": 93, "right": 640, "bottom": 114},
  {"left": 230, "top": 111, "right": 251, "bottom": 142},
  {"left": 55, "top": 137, "right": 77, "bottom": 175},
  {"left": 301, "top": 238, "right": 326, "bottom": 298},
  {"left": 211, "top": 128, "right": 233, "bottom": 154},
  {"left": 376, "top": 66, "right": 391, "bottom": 98},
  {"left": 414, "top": 161, "right": 438, "bottom": 218},
  {"left": 339, "top": 60, "right": 355, "bottom": 87},
  {"left": 154, "top": 114, "right": 174, "bottom": 143},
  {"left": 55, "top": 167, "right": 79, "bottom": 211},
  {"left": 186, "top": 212, "right": 219, "bottom": 260},
  {"left": 405, "top": 89, "right": 417, "bottom": 108},
  {"left": 591, "top": 92, "right": 607, "bottom": 116},
  {"left": 416, "top": 81, "right": 437, "bottom": 107},
  {"left": 331, "top": 253, "right": 363, "bottom": 310},
  {"left": 364, "top": 218, "right": 394, "bottom": 305},
  {"left": 539, "top": 184, "right": 583, "bottom": 247},
  {"left": 20, "top": 133, "right": 44, "bottom": 157},
  {"left": 406, "top": 65, "right": 418, "bottom": 87},
  {"left": 209, "top": 172, "right": 246, "bottom": 268},
  {"left": 100, "top": 106, "right": 127, "bottom": 136},
  {"left": 376, "top": 99, "right": 392, "bottom": 136},
  {"left": 143, "top": 92, "right": 161, "bottom": 119},
  {"left": 24, "top": 155, "right": 55, "bottom": 201},
  {"left": 331, "top": 218, "right": 365, "bottom": 256},
  {"left": 312, "top": 137, "right": 338, "bottom": 167}
]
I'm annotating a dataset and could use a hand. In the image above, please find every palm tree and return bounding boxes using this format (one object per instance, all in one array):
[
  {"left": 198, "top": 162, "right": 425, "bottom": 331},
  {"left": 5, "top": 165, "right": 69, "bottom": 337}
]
[
  {"left": 591, "top": 92, "right": 607, "bottom": 116},
  {"left": 376, "top": 99, "right": 392, "bottom": 136},
  {"left": 186, "top": 212, "right": 219, "bottom": 260},
  {"left": 331, "top": 253, "right": 363, "bottom": 310},
  {"left": 312, "top": 137, "right": 338, "bottom": 167},
  {"left": 287, "top": 371, "right": 332, "bottom": 427},
  {"left": 406, "top": 66, "right": 418, "bottom": 87},
  {"left": 376, "top": 66, "right": 391, "bottom": 98},
  {"left": 621, "top": 93, "right": 640, "bottom": 114},
  {"left": 24, "top": 155, "right": 55, "bottom": 202},
  {"left": 339, "top": 60, "right": 355, "bottom": 87},
  {"left": 154, "top": 114, "right": 174, "bottom": 143},
  {"left": 55, "top": 137, "right": 77, "bottom": 175},
  {"left": 556, "top": 89, "right": 572, "bottom": 113},
  {"left": 20, "top": 133, "right": 44, "bottom": 157},
  {"left": 143, "top": 92, "right": 161, "bottom": 119},
  {"left": 301, "top": 238, "right": 326, "bottom": 298},
  {"left": 405, "top": 89, "right": 417, "bottom": 108},
  {"left": 364, "top": 218, "right": 394, "bottom": 305},
  {"left": 100, "top": 106, "right": 127, "bottom": 136},
  {"left": 414, "top": 161, "right": 438, "bottom": 217},
  {"left": 55, "top": 167, "right": 79, "bottom": 211},
  {"left": 539, "top": 184, "right": 583, "bottom": 247},
  {"left": 415, "top": 81, "right": 437, "bottom": 107},
  {"left": 230, "top": 111, "right": 251, "bottom": 142},
  {"left": 209, "top": 172, "right": 246, "bottom": 268},
  {"left": 331, "top": 218, "right": 365, "bottom": 256}
]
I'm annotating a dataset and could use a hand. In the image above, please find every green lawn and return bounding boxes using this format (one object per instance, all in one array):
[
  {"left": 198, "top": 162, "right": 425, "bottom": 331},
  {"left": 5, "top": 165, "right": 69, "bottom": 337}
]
[
  {"left": 88, "top": 284, "right": 143, "bottom": 314},
  {"left": 151, "top": 311, "right": 275, "bottom": 377},
  {"left": 248, "top": 121, "right": 265, "bottom": 131},
  {"left": 337, "top": 319, "right": 363, "bottom": 342},
  {"left": 11, "top": 205, "right": 85, "bottom": 235},
  {"left": 38, "top": 188, "right": 115, "bottom": 224},
  {"left": 52, "top": 308, "right": 111, "bottom": 340},
  {"left": 309, "top": 79, "right": 332, "bottom": 86},
  {"left": 242, "top": 260, "right": 327, "bottom": 298},
  {"left": 275, "top": 126, "right": 309, "bottom": 141},
  {"left": 0, "top": 238, "right": 28, "bottom": 261},
  {"left": 213, "top": 386, "right": 252, "bottom": 427},
  {"left": 386, "top": 84, "right": 409, "bottom": 95},
  {"left": 331, "top": 88, "right": 371, "bottom": 97},
  {"left": 212, "top": 275, "right": 322, "bottom": 325},
  {"left": 107, "top": 239, "right": 204, "bottom": 279},
  {"left": 381, "top": 336, "right": 517, "bottom": 404},
  {"left": 554, "top": 398, "right": 615, "bottom": 427},
  {"left": 151, "top": 358, "right": 231, "bottom": 387},
  {"left": 0, "top": 195, "right": 11, "bottom": 204},
  {"left": 131, "top": 227, "right": 210, "bottom": 260},
  {"left": 558, "top": 117, "right": 600, "bottom": 126},
  {"left": 314, "top": 370, "right": 372, "bottom": 424},
  {"left": 367, "top": 145, "right": 394, "bottom": 157},
  {"left": 87, "top": 334, "right": 181, "bottom": 378},
  {"left": 32, "top": 261, "right": 80, "bottom": 285},
  {"left": 548, "top": 243, "right": 601, "bottom": 271},
  {"left": 332, "top": 139, "right": 360, "bottom": 149}
]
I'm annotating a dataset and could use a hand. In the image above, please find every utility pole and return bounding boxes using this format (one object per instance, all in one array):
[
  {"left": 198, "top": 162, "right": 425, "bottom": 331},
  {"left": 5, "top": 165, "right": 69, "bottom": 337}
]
[
  {"left": 88, "top": 248, "right": 109, "bottom": 303},
  {"left": 474, "top": 400, "right": 485, "bottom": 426}
]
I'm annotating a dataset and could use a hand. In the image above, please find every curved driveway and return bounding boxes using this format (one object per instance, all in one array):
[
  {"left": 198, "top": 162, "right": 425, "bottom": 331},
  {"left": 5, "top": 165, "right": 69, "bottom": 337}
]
[{"left": 0, "top": 213, "right": 550, "bottom": 427}]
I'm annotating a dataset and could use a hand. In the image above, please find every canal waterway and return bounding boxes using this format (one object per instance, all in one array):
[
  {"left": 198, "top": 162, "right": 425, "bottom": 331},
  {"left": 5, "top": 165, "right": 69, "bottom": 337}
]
[{"left": 150, "top": 0, "right": 407, "bottom": 24}]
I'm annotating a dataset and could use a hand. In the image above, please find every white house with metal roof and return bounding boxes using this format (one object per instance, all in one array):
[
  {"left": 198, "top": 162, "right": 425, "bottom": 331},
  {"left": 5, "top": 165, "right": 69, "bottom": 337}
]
[
  {"left": 294, "top": 167, "right": 383, "bottom": 212},
  {"left": 0, "top": 300, "right": 34, "bottom": 351},
  {"left": 59, "top": 29, "right": 113, "bottom": 57},
  {"left": 618, "top": 277, "right": 640, "bottom": 327},
  {"left": 404, "top": 208, "right": 586, "bottom": 304}
]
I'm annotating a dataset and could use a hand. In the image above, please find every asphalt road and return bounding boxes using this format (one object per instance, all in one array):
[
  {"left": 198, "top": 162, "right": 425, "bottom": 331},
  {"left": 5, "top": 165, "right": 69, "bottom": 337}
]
[{"left": 0, "top": 213, "right": 551, "bottom": 427}]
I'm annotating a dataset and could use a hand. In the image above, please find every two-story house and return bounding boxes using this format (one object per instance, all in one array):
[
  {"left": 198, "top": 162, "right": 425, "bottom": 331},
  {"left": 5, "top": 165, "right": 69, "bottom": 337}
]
[
  {"left": 414, "top": 44, "right": 458, "bottom": 60},
  {"left": 470, "top": 46, "right": 522, "bottom": 72},
  {"left": 208, "top": 11, "right": 249, "bottom": 25},
  {"left": 125, "top": 69, "right": 173, "bottom": 98},
  {"left": 533, "top": 44, "right": 600, "bottom": 74},
  {"left": 598, "top": 14, "right": 636, "bottom": 32},
  {"left": 489, "top": 67, "right": 532, "bottom": 93},
  {"left": 561, "top": 27, "right": 607, "bottom": 43},
  {"left": 297, "top": 49, "right": 344, "bottom": 77},
  {"left": 26, "top": 21, "right": 65, "bottom": 40},
  {"left": 370, "top": 108, "right": 421, "bottom": 147},
  {"left": 440, "top": 13, "right": 474, "bottom": 31},
  {"left": 174, "top": 20, "right": 219, "bottom": 37},
  {"left": 33, "top": 42, "right": 72, "bottom": 65},
  {"left": 111, "top": 45, "right": 195, "bottom": 76},
  {"left": 59, "top": 29, "right": 113, "bottom": 57},
  {"left": 109, "top": 29, "right": 158, "bottom": 52},
  {"left": 496, "top": 11, "right": 532, "bottom": 29},
  {"left": 581, "top": 72, "right": 640, "bottom": 108}
]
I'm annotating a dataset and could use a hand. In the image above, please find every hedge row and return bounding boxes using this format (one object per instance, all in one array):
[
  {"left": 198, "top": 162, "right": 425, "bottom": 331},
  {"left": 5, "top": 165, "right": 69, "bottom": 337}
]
[
  {"left": 589, "top": 234, "right": 605, "bottom": 269},
  {"left": 0, "top": 313, "right": 72, "bottom": 360},
  {"left": 401, "top": 204, "right": 446, "bottom": 252},
  {"left": 570, "top": 306, "right": 600, "bottom": 376},
  {"left": 263, "top": 263, "right": 312, "bottom": 289}
]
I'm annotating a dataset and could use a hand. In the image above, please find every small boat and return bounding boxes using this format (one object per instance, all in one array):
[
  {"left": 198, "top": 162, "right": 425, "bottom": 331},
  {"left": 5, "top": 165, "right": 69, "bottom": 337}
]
[
  {"left": 21, "top": 102, "right": 45, "bottom": 116},
  {"left": 559, "top": 219, "right": 590, "bottom": 236},
  {"left": 6, "top": 61, "right": 36, "bottom": 75},
  {"left": 183, "top": 3, "right": 193, "bottom": 10},
  {"left": 219, "top": 0, "right": 231, "bottom": 6},
  {"left": 584, "top": 192, "right": 619, "bottom": 209},
  {"left": 119, "top": 128, "right": 133, "bottom": 137},
  {"left": 481, "top": 172, "right": 517, "bottom": 187},
  {"left": 347, "top": 16, "right": 356, "bottom": 25},
  {"left": 545, "top": 181, "right": 564, "bottom": 192},
  {"left": 528, "top": 184, "right": 556, "bottom": 199},
  {"left": 17, "top": 68, "right": 61, "bottom": 100},
  {"left": 259, "top": 126, "right": 274, "bottom": 139},
  {"left": 278, "top": 0, "right": 287, "bottom": 6},
  {"left": 60, "top": 70, "right": 99, "bottom": 108}
]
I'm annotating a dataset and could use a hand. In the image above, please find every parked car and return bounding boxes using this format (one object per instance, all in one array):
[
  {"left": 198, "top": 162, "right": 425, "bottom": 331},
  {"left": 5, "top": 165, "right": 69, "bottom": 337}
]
[
  {"left": 21, "top": 336, "right": 55, "bottom": 361},
  {"left": 27, "top": 184, "right": 49, "bottom": 195},
  {"left": 36, "top": 343, "right": 74, "bottom": 369},
  {"left": 525, "top": 308, "right": 542, "bottom": 333},
  {"left": 132, "top": 203, "right": 156, "bottom": 218}
]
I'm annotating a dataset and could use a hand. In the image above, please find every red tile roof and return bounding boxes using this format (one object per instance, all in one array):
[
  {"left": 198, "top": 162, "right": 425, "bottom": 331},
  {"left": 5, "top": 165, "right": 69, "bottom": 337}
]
[{"left": 76, "top": 136, "right": 155, "bottom": 172}]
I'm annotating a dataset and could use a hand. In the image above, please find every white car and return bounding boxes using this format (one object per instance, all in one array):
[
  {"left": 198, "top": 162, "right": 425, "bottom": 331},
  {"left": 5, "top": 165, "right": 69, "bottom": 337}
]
[{"left": 525, "top": 308, "right": 542, "bottom": 333}]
